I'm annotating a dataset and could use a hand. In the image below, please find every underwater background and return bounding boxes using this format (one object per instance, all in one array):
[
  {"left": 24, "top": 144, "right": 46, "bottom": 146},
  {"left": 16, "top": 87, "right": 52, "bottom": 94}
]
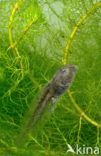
[{"left": 0, "top": 0, "right": 101, "bottom": 155}]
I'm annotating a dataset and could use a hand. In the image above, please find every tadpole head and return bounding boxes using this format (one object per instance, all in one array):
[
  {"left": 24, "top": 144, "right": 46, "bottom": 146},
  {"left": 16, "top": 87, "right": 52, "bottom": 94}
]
[
  {"left": 67, "top": 64, "right": 77, "bottom": 74},
  {"left": 60, "top": 64, "right": 77, "bottom": 85},
  {"left": 51, "top": 64, "right": 77, "bottom": 96},
  {"left": 61, "top": 64, "right": 77, "bottom": 75}
]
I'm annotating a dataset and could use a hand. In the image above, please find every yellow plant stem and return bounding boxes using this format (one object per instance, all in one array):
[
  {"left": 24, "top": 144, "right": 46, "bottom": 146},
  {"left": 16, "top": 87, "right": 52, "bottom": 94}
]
[
  {"left": 8, "top": 1, "right": 20, "bottom": 57},
  {"left": 62, "top": 2, "right": 101, "bottom": 65},
  {"left": 62, "top": 2, "right": 101, "bottom": 128},
  {"left": 8, "top": 15, "right": 38, "bottom": 51},
  {"left": 68, "top": 91, "right": 101, "bottom": 128}
]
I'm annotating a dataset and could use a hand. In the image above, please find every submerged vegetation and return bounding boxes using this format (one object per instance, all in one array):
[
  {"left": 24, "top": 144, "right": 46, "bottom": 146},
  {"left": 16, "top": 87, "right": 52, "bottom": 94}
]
[{"left": 0, "top": 0, "right": 101, "bottom": 155}]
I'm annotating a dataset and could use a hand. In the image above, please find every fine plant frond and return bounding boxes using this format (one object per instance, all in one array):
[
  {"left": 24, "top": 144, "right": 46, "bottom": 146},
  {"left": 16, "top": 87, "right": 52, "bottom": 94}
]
[{"left": 0, "top": 0, "right": 101, "bottom": 155}]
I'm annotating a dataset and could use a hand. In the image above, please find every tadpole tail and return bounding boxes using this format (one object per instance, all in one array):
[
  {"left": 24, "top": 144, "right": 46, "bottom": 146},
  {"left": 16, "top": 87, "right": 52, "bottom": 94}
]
[
  {"left": 26, "top": 92, "right": 52, "bottom": 131},
  {"left": 16, "top": 86, "right": 52, "bottom": 147}
]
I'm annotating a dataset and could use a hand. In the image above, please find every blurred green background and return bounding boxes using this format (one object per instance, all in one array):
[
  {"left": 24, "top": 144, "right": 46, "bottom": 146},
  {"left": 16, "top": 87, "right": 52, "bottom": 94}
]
[{"left": 0, "top": 0, "right": 101, "bottom": 155}]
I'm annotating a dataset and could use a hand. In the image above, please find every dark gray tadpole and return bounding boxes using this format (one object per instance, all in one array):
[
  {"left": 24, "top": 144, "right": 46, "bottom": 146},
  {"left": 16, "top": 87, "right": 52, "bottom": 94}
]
[{"left": 26, "top": 64, "right": 77, "bottom": 131}]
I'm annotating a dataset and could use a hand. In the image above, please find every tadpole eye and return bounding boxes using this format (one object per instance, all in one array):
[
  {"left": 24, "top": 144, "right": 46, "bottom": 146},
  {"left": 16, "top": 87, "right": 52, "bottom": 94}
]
[
  {"left": 61, "top": 69, "right": 66, "bottom": 73},
  {"left": 61, "top": 68, "right": 69, "bottom": 74}
]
